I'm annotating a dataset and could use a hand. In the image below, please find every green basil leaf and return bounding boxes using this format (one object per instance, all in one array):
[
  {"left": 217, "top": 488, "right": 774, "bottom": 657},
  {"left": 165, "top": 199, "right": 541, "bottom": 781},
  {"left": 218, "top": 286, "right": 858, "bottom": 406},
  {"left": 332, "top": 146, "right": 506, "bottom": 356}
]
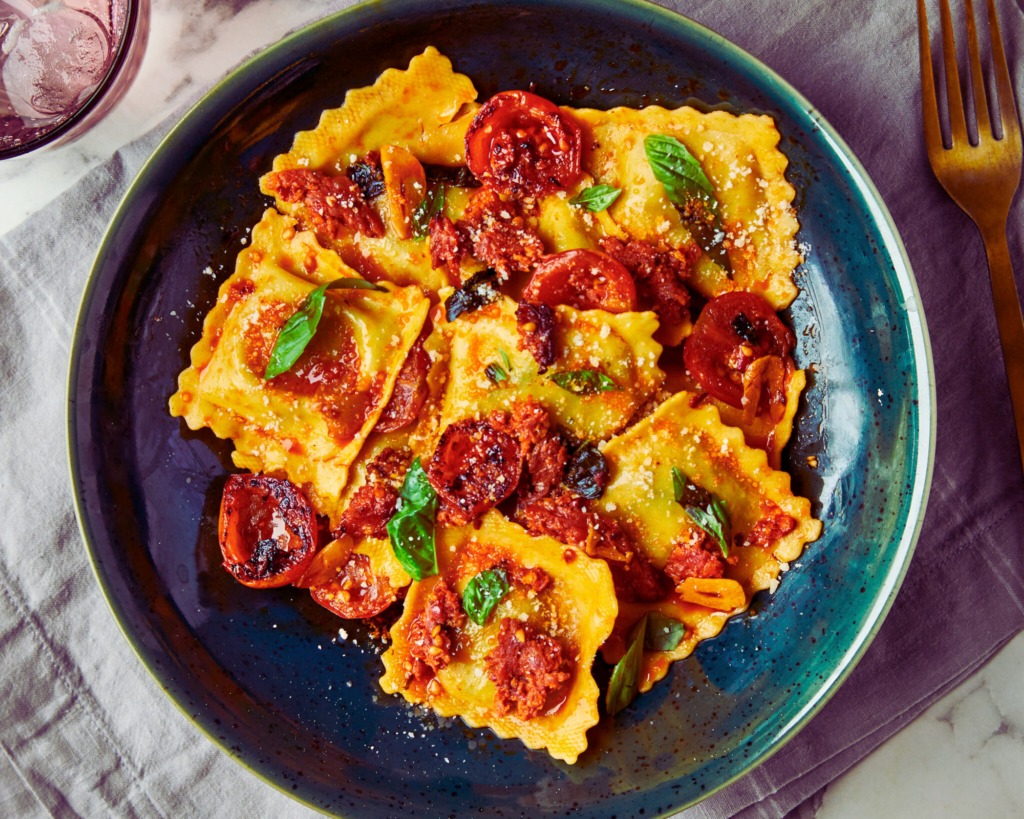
[
  {"left": 568, "top": 184, "right": 621, "bottom": 212},
  {"left": 606, "top": 613, "right": 647, "bottom": 716},
  {"left": 644, "top": 134, "right": 731, "bottom": 274},
  {"left": 411, "top": 182, "right": 446, "bottom": 239},
  {"left": 685, "top": 217, "right": 732, "bottom": 272},
  {"left": 386, "top": 457, "right": 439, "bottom": 581},
  {"left": 685, "top": 498, "right": 732, "bottom": 558},
  {"left": 324, "top": 277, "right": 388, "bottom": 293},
  {"left": 644, "top": 134, "right": 716, "bottom": 206},
  {"left": 264, "top": 277, "right": 386, "bottom": 379},
  {"left": 672, "top": 467, "right": 712, "bottom": 508},
  {"left": 644, "top": 612, "right": 686, "bottom": 652},
  {"left": 671, "top": 467, "right": 686, "bottom": 504},
  {"left": 263, "top": 285, "right": 327, "bottom": 379},
  {"left": 499, "top": 348, "right": 512, "bottom": 372},
  {"left": 485, "top": 363, "right": 508, "bottom": 383},
  {"left": 462, "top": 568, "right": 509, "bottom": 626},
  {"left": 548, "top": 369, "right": 618, "bottom": 395}
]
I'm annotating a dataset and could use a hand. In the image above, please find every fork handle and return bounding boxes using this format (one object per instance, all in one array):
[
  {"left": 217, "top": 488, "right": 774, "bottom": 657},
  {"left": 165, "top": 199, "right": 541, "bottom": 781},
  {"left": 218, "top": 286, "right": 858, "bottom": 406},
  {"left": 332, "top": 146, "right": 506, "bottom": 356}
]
[{"left": 980, "top": 218, "right": 1024, "bottom": 476}]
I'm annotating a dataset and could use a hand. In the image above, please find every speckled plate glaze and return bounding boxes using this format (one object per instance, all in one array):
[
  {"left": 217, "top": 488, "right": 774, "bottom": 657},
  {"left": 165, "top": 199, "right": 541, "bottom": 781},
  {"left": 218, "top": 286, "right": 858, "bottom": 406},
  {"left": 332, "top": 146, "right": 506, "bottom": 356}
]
[{"left": 67, "top": 1, "right": 935, "bottom": 816}]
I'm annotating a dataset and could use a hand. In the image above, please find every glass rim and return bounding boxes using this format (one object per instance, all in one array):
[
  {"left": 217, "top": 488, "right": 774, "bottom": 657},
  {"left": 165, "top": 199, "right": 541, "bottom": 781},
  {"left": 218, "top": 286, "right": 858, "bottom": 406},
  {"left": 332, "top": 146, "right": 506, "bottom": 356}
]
[{"left": 0, "top": 0, "right": 145, "bottom": 160}]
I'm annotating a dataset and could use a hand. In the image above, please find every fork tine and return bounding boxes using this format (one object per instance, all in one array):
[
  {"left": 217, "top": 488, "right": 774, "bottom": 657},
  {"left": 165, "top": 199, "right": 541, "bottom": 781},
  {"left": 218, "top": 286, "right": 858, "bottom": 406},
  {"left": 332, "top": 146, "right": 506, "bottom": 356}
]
[
  {"left": 987, "top": 0, "right": 1023, "bottom": 149},
  {"left": 964, "top": 0, "right": 991, "bottom": 139},
  {"left": 918, "top": 0, "right": 945, "bottom": 153},
  {"left": 940, "top": 0, "right": 970, "bottom": 145}
]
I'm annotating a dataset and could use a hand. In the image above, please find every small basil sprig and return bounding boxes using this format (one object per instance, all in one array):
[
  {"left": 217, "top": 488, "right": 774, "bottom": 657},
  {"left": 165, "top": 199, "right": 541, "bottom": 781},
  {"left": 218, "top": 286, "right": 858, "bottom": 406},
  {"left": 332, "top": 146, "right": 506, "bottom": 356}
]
[
  {"left": 568, "top": 185, "right": 621, "bottom": 212},
  {"left": 264, "top": 277, "right": 387, "bottom": 379},
  {"left": 499, "top": 348, "right": 512, "bottom": 372},
  {"left": 386, "top": 457, "right": 439, "bottom": 581},
  {"left": 444, "top": 268, "right": 500, "bottom": 322},
  {"left": 411, "top": 183, "right": 446, "bottom": 239},
  {"left": 672, "top": 467, "right": 731, "bottom": 557},
  {"left": 548, "top": 369, "right": 618, "bottom": 395},
  {"left": 462, "top": 567, "right": 509, "bottom": 625},
  {"left": 644, "top": 134, "right": 731, "bottom": 272},
  {"left": 606, "top": 613, "right": 647, "bottom": 716},
  {"left": 644, "top": 612, "right": 686, "bottom": 652}
]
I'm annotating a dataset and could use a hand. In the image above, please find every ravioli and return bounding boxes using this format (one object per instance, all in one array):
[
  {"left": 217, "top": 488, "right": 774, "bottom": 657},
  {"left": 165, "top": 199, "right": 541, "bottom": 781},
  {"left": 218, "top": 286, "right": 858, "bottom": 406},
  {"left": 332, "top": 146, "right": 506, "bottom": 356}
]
[
  {"left": 380, "top": 512, "right": 617, "bottom": 764},
  {"left": 573, "top": 106, "right": 802, "bottom": 311},
  {"left": 596, "top": 392, "right": 821, "bottom": 689},
  {"left": 176, "top": 48, "right": 825, "bottom": 763},
  {"left": 170, "top": 209, "right": 430, "bottom": 521},
  {"left": 434, "top": 295, "right": 664, "bottom": 444},
  {"left": 261, "top": 47, "right": 480, "bottom": 292},
  {"left": 661, "top": 349, "right": 808, "bottom": 469}
]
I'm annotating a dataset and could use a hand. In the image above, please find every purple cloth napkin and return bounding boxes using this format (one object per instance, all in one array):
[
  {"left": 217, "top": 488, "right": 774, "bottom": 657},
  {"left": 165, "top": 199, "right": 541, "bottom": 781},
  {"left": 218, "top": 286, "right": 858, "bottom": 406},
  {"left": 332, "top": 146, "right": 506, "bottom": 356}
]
[
  {"left": 679, "top": 0, "right": 1024, "bottom": 815},
  {"left": 0, "top": 1, "right": 1021, "bottom": 817}
]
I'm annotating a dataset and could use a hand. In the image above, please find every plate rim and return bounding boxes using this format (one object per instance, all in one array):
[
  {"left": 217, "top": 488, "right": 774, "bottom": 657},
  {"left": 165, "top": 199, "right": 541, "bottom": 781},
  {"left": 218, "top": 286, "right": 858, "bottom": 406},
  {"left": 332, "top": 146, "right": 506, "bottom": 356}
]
[{"left": 66, "top": 0, "right": 937, "bottom": 815}]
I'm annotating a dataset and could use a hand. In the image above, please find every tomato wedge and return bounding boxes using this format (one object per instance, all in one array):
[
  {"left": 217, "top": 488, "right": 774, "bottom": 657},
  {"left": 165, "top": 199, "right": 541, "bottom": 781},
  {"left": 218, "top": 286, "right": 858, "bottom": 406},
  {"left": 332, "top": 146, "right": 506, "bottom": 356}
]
[
  {"left": 465, "top": 90, "right": 583, "bottom": 198},
  {"left": 683, "top": 292, "right": 795, "bottom": 410},
  {"left": 523, "top": 249, "right": 638, "bottom": 312},
  {"left": 310, "top": 552, "right": 397, "bottom": 619},
  {"left": 425, "top": 418, "right": 522, "bottom": 524},
  {"left": 376, "top": 336, "right": 431, "bottom": 433},
  {"left": 218, "top": 475, "right": 318, "bottom": 588}
]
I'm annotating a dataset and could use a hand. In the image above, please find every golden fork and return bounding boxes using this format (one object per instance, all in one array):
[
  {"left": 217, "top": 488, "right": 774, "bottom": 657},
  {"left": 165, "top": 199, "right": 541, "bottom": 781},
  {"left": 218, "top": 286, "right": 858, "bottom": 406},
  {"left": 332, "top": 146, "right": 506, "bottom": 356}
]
[{"left": 918, "top": 0, "right": 1024, "bottom": 470}]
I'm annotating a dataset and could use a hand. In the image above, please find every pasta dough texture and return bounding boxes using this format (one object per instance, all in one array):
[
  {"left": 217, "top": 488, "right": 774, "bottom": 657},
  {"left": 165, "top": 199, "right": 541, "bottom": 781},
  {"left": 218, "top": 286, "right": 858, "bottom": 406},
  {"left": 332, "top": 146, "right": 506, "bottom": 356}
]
[
  {"left": 381, "top": 513, "right": 616, "bottom": 764},
  {"left": 170, "top": 209, "right": 430, "bottom": 521},
  {"left": 170, "top": 47, "right": 820, "bottom": 763}
]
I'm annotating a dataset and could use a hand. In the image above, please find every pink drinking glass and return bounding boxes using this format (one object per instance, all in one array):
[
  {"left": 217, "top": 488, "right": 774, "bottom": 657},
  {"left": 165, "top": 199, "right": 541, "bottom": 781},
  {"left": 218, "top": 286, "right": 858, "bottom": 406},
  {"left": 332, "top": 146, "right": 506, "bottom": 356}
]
[{"left": 0, "top": 0, "right": 149, "bottom": 158}]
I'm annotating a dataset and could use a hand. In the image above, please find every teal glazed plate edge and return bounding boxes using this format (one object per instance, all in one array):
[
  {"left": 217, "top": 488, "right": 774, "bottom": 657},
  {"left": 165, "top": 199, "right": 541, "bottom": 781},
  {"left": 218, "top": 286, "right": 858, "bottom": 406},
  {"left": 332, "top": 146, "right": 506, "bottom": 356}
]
[{"left": 67, "top": 0, "right": 935, "bottom": 817}]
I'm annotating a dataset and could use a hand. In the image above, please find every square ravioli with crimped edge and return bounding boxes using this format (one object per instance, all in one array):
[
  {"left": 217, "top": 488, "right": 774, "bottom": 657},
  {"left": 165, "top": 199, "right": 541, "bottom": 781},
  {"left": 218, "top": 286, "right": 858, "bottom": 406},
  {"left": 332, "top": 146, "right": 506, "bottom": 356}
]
[
  {"left": 596, "top": 391, "right": 821, "bottom": 691},
  {"left": 660, "top": 347, "right": 808, "bottom": 470},
  {"left": 169, "top": 209, "right": 429, "bottom": 522},
  {"left": 380, "top": 512, "right": 617, "bottom": 764},
  {"left": 432, "top": 295, "right": 664, "bottom": 446},
  {"left": 175, "top": 45, "right": 826, "bottom": 765},
  {"left": 259, "top": 46, "right": 481, "bottom": 293},
  {"left": 573, "top": 106, "right": 803, "bottom": 311}
]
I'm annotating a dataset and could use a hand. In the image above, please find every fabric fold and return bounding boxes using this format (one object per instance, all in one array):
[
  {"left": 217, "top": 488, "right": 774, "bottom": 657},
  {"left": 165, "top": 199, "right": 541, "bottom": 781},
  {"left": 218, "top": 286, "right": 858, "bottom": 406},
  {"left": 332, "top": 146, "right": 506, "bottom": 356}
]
[{"left": 0, "top": 0, "right": 1022, "bottom": 817}]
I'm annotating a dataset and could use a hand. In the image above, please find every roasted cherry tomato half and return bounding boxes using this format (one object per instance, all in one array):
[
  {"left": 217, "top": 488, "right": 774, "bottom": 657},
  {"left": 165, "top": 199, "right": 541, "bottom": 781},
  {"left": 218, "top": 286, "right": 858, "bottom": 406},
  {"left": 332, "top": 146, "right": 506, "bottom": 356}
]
[
  {"left": 522, "top": 249, "right": 638, "bottom": 313},
  {"left": 376, "top": 336, "right": 431, "bottom": 433},
  {"left": 683, "top": 292, "right": 796, "bottom": 409},
  {"left": 218, "top": 475, "right": 318, "bottom": 588},
  {"left": 465, "top": 90, "right": 583, "bottom": 198},
  {"left": 310, "top": 552, "right": 397, "bottom": 619},
  {"left": 425, "top": 418, "right": 522, "bottom": 524}
]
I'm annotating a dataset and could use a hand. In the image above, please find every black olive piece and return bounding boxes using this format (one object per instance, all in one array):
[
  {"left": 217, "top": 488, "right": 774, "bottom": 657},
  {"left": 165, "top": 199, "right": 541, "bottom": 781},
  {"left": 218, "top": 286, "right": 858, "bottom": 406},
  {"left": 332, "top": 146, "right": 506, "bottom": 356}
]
[
  {"left": 445, "top": 268, "right": 500, "bottom": 322},
  {"left": 563, "top": 442, "right": 610, "bottom": 500},
  {"left": 424, "top": 164, "right": 482, "bottom": 188},
  {"left": 346, "top": 153, "right": 385, "bottom": 199}
]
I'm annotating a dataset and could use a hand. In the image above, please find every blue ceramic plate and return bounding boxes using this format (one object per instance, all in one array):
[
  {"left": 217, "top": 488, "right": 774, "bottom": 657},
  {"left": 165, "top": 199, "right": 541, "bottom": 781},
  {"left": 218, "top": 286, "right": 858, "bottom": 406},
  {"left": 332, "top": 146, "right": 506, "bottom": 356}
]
[{"left": 67, "top": 1, "right": 934, "bottom": 816}]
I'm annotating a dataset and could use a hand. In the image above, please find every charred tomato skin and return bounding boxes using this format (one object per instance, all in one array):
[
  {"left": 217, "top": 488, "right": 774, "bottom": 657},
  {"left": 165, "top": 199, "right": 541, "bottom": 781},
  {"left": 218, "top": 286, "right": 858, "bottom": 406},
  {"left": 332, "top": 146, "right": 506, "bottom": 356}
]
[
  {"left": 465, "top": 90, "right": 583, "bottom": 198},
  {"left": 218, "top": 475, "right": 318, "bottom": 588},
  {"left": 425, "top": 418, "right": 523, "bottom": 522},
  {"left": 523, "top": 249, "right": 638, "bottom": 313},
  {"left": 683, "top": 292, "right": 796, "bottom": 409}
]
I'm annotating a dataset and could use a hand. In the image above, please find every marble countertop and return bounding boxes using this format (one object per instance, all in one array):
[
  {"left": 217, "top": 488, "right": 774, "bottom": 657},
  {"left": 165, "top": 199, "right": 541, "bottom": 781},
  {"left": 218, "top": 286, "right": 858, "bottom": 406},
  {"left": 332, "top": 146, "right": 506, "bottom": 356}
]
[{"left": 3, "top": 1, "right": 1022, "bottom": 817}]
